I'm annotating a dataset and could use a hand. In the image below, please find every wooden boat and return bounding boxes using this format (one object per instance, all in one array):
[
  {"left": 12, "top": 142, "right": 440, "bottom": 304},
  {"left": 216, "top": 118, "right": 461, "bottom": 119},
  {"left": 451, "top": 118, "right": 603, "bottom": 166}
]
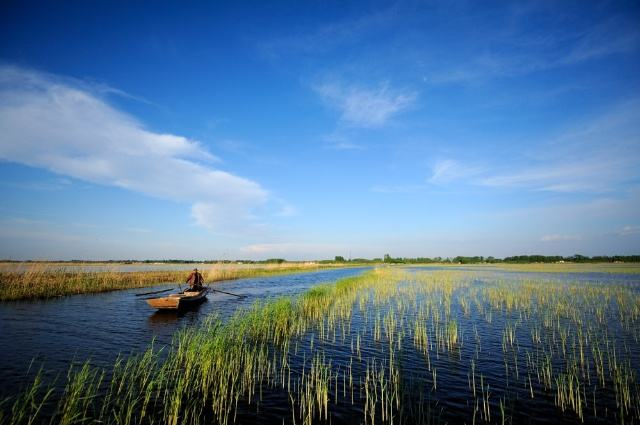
[{"left": 146, "top": 288, "right": 208, "bottom": 310}]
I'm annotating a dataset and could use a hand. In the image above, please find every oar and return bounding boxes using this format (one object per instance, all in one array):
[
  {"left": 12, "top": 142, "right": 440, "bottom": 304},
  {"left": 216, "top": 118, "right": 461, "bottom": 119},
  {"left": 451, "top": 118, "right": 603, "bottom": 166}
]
[
  {"left": 135, "top": 288, "right": 174, "bottom": 297},
  {"left": 207, "top": 287, "right": 246, "bottom": 298}
]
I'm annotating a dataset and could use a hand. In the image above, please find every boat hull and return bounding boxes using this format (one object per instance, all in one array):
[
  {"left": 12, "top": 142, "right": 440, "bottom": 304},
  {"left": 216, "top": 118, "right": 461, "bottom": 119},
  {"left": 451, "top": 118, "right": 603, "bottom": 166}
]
[{"left": 146, "top": 289, "right": 207, "bottom": 310}]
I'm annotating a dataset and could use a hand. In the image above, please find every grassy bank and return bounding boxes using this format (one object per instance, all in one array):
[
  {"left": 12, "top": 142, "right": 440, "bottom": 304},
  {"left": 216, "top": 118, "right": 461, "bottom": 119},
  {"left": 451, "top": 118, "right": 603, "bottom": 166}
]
[
  {"left": 0, "top": 262, "right": 349, "bottom": 301},
  {"left": 3, "top": 268, "right": 640, "bottom": 424}
]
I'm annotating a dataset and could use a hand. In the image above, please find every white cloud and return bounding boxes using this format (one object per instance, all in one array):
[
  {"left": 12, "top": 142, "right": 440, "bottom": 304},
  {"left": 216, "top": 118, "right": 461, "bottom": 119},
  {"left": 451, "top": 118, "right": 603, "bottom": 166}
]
[
  {"left": 0, "top": 65, "right": 269, "bottom": 232},
  {"left": 314, "top": 81, "right": 416, "bottom": 127},
  {"left": 540, "top": 234, "right": 581, "bottom": 242}
]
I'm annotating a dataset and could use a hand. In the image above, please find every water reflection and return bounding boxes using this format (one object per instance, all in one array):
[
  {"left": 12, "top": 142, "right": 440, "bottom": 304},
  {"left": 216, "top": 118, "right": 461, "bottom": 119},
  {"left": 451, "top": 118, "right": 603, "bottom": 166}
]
[{"left": 147, "top": 300, "right": 207, "bottom": 325}]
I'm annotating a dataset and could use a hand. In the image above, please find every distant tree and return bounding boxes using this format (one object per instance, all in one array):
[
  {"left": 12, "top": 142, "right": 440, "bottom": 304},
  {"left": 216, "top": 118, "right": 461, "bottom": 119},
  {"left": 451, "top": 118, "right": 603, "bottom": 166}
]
[
  {"left": 265, "top": 258, "right": 286, "bottom": 264},
  {"left": 334, "top": 256, "right": 346, "bottom": 262}
]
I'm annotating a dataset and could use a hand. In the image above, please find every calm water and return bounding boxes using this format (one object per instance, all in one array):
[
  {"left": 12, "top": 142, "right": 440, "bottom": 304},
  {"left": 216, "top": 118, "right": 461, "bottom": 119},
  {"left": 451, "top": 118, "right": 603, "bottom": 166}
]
[
  {"left": 1, "top": 266, "right": 638, "bottom": 424},
  {"left": 0, "top": 267, "right": 369, "bottom": 396}
]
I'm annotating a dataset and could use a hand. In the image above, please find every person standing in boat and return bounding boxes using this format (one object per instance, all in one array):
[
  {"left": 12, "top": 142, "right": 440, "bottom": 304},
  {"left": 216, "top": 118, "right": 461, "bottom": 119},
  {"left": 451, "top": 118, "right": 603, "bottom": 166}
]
[{"left": 185, "top": 268, "right": 204, "bottom": 291}]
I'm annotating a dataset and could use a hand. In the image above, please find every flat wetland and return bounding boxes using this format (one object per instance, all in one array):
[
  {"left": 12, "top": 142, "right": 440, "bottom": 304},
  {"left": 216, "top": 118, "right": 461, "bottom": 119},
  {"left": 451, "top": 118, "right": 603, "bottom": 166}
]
[{"left": 1, "top": 264, "right": 639, "bottom": 424}]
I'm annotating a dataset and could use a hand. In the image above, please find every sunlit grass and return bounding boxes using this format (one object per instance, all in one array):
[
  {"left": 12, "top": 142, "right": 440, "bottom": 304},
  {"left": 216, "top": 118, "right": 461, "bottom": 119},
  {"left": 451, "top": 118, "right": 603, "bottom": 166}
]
[
  {"left": 0, "top": 262, "right": 346, "bottom": 301},
  {"left": 409, "top": 262, "right": 640, "bottom": 274},
  {"left": 490, "top": 262, "right": 640, "bottom": 274}
]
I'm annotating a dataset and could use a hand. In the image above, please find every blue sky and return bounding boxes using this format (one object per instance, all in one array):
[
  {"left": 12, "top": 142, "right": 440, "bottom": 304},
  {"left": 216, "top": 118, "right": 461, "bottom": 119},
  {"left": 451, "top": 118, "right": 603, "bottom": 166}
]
[{"left": 1, "top": 0, "right": 639, "bottom": 260}]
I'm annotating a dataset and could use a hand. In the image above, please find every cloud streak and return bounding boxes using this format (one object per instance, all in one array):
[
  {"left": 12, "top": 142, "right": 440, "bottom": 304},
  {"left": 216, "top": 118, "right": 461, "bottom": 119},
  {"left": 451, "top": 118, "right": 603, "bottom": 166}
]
[
  {"left": 429, "top": 159, "right": 485, "bottom": 184},
  {"left": 240, "top": 242, "right": 345, "bottom": 259},
  {"left": 427, "top": 17, "right": 640, "bottom": 85},
  {"left": 314, "top": 81, "right": 416, "bottom": 128},
  {"left": 259, "top": 8, "right": 399, "bottom": 59},
  {"left": 427, "top": 99, "right": 640, "bottom": 194},
  {"left": 0, "top": 65, "right": 269, "bottom": 232}
]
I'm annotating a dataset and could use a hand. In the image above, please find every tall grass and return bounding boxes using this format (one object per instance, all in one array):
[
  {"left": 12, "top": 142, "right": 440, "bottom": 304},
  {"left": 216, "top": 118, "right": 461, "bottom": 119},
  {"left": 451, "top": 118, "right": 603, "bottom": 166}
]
[
  {"left": 0, "top": 262, "right": 343, "bottom": 301},
  {"left": 491, "top": 262, "right": 640, "bottom": 274}
]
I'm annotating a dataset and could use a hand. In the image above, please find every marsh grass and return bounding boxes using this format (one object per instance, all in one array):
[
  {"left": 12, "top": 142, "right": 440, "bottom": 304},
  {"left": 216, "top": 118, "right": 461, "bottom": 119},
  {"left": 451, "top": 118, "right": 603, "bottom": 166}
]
[
  {"left": 1, "top": 369, "right": 54, "bottom": 425},
  {"left": 492, "top": 263, "right": 640, "bottom": 274},
  {"left": 407, "top": 262, "right": 640, "bottom": 274},
  {"left": 2, "top": 268, "right": 640, "bottom": 424},
  {"left": 0, "top": 263, "right": 339, "bottom": 301}
]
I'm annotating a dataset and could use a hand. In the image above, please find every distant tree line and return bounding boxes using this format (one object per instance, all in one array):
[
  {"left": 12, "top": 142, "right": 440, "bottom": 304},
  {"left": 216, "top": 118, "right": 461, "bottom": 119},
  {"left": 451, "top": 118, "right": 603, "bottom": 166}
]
[
  {"left": 1, "top": 258, "right": 291, "bottom": 264},
  {"left": 372, "top": 254, "right": 640, "bottom": 264},
  {"left": 2, "top": 255, "right": 639, "bottom": 264},
  {"left": 322, "top": 254, "right": 640, "bottom": 264}
]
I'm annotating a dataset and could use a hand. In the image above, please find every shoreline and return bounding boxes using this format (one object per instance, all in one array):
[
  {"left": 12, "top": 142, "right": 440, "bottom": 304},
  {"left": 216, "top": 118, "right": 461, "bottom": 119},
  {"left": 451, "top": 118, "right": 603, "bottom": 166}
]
[{"left": 0, "top": 263, "right": 359, "bottom": 301}]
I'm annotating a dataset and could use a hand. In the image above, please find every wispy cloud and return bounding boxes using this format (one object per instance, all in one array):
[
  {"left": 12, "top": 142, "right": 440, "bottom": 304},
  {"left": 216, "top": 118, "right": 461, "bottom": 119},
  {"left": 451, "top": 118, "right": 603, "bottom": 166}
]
[
  {"left": 321, "top": 133, "right": 365, "bottom": 151},
  {"left": 326, "top": 142, "right": 365, "bottom": 151},
  {"left": 429, "top": 99, "right": 640, "bottom": 193},
  {"left": 0, "top": 65, "right": 269, "bottom": 232},
  {"left": 240, "top": 242, "right": 343, "bottom": 259},
  {"left": 314, "top": 81, "right": 417, "bottom": 128},
  {"left": 370, "top": 184, "right": 426, "bottom": 194},
  {"left": 477, "top": 159, "right": 632, "bottom": 193},
  {"left": 125, "top": 227, "right": 152, "bottom": 234},
  {"left": 1, "top": 177, "right": 73, "bottom": 191},
  {"left": 428, "top": 159, "right": 485, "bottom": 184},
  {"left": 540, "top": 234, "right": 581, "bottom": 242},
  {"left": 273, "top": 199, "right": 298, "bottom": 218},
  {"left": 560, "top": 19, "right": 640, "bottom": 65},
  {"left": 426, "top": 17, "right": 640, "bottom": 85},
  {"left": 259, "top": 8, "right": 398, "bottom": 59}
]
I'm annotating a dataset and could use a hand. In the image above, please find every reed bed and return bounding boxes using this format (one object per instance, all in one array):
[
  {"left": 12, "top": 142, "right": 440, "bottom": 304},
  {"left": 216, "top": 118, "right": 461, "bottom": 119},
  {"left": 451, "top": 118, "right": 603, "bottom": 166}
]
[
  {"left": 0, "top": 263, "right": 338, "bottom": 301},
  {"left": 407, "top": 262, "right": 640, "bottom": 274},
  {"left": 2, "top": 268, "right": 640, "bottom": 424},
  {"left": 490, "top": 263, "right": 640, "bottom": 274}
]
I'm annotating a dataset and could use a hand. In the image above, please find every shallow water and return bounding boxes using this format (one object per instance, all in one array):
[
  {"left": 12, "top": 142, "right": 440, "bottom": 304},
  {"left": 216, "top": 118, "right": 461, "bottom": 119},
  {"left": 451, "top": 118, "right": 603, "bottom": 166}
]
[{"left": 269, "top": 268, "right": 640, "bottom": 424}]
